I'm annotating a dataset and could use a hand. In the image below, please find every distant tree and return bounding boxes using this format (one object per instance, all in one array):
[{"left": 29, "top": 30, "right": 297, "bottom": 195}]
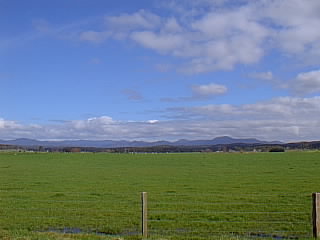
[{"left": 269, "top": 147, "right": 285, "bottom": 152}]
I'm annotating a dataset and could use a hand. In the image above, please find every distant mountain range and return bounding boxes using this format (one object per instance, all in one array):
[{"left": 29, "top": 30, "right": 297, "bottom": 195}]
[{"left": 0, "top": 136, "right": 282, "bottom": 148}]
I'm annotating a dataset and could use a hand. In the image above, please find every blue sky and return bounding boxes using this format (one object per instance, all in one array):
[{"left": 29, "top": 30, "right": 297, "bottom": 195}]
[{"left": 1, "top": 0, "right": 320, "bottom": 142}]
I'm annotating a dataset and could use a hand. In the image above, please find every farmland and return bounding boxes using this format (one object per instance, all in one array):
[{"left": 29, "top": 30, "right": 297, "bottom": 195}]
[{"left": 0, "top": 151, "right": 319, "bottom": 240}]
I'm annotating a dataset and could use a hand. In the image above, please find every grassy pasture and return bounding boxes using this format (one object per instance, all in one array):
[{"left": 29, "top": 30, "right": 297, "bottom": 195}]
[{"left": 0, "top": 151, "right": 319, "bottom": 240}]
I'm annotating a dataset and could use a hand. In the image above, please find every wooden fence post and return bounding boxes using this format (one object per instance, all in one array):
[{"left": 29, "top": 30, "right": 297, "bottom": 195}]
[
  {"left": 141, "top": 192, "right": 148, "bottom": 238},
  {"left": 313, "top": 193, "right": 320, "bottom": 238}
]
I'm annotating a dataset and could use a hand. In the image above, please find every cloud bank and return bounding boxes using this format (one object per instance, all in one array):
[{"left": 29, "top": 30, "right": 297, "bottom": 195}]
[{"left": 1, "top": 96, "right": 320, "bottom": 142}]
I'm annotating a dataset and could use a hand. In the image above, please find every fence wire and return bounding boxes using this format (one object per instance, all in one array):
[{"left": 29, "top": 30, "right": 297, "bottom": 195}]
[
  {"left": 0, "top": 190, "right": 313, "bottom": 239},
  {"left": 146, "top": 192, "right": 312, "bottom": 239}
]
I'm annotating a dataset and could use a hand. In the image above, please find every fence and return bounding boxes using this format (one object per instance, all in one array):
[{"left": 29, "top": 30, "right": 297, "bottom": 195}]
[
  {"left": 145, "top": 192, "right": 312, "bottom": 239},
  {"left": 0, "top": 190, "right": 317, "bottom": 239}
]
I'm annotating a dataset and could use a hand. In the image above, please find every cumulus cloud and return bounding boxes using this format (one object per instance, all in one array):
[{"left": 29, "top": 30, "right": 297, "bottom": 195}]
[
  {"left": 161, "top": 83, "right": 227, "bottom": 102},
  {"left": 130, "top": 31, "right": 185, "bottom": 53},
  {"left": 0, "top": 118, "right": 21, "bottom": 129},
  {"left": 191, "top": 83, "right": 227, "bottom": 97},
  {"left": 129, "top": 4, "right": 268, "bottom": 73},
  {"left": 246, "top": 69, "right": 320, "bottom": 95},
  {"left": 147, "top": 120, "right": 159, "bottom": 124},
  {"left": 291, "top": 70, "right": 320, "bottom": 96},
  {"left": 25, "top": 1, "right": 320, "bottom": 73},
  {"left": 1, "top": 96, "right": 320, "bottom": 142},
  {"left": 162, "top": 18, "right": 183, "bottom": 33},
  {"left": 106, "top": 0, "right": 320, "bottom": 73},
  {"left": 260, "top": 0, "right": 320, "bottom": 55}
]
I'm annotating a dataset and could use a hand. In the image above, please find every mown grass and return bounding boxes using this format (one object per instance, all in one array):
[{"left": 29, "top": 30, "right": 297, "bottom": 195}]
[{"left": 0, "top": 151, "right": 319, "bottom": 239}]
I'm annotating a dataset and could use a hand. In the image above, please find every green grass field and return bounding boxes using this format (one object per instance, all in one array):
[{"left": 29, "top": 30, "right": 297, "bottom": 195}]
[{"left": 0, "top": 151, "right": 319, "bottom": 240}]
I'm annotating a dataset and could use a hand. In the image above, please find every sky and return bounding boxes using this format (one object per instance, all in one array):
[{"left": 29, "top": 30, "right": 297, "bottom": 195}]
[{"left": 1, "top": 0, "right": 320, "bottom": 142}]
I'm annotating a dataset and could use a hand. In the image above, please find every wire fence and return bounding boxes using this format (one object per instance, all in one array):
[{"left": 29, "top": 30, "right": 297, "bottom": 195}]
[
  {"left": 0, "top": 190, "right": 313, "bottom": 239},
  {"left": 147, "top": 192, "right": 311, "bottom": 239}
]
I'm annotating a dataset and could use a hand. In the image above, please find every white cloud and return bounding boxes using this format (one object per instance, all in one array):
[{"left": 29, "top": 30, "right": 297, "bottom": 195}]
[
  {"left": 0, "top": 118, "right": 21, "bottom": 129},
  {"left": 291, "top": 70, "right": 320, "bottom": 95},
  {"left": 147, "top": 120, "right": 159, "bottom": 124},
  {"left": 247, "top": 70, "right": 320, "bottom": 95},
  {"left": 104, "top": 0, "right": 320, "bottom": 73},
  {"left": 192, "top": 83, "right": 227, "bottom": 97},
  {"left": 162, "top": 18, "right": 183, "bottom": 33},
  {"left": 165, "top": 96, "right": 320, "bottom": 141},
  {"left": 1, "top": 96, "right": 320, "bottom": 142},
  {"left": 161, "top": 83, "right": 227, "bottom": 102},
  {"left": 0, "top": 119, "right": 5, "bottom": 129},
  {"left": 260, "top": 0, "right": 320, "bottom": 54},
  {"left": 131, "top": 31, "right": 185, "bottom": 53},
  {"left": 249, "top": 71, "right": 273, "bottom": 81},
  {"left": 129, "top": 4, "right": 268, "bottom": 73},
  {"left": 19, "top": 1, "right": 319, "bottom": 74},
  {"left": 177, "top": 96, "right": 320, "bottom": 120}
]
